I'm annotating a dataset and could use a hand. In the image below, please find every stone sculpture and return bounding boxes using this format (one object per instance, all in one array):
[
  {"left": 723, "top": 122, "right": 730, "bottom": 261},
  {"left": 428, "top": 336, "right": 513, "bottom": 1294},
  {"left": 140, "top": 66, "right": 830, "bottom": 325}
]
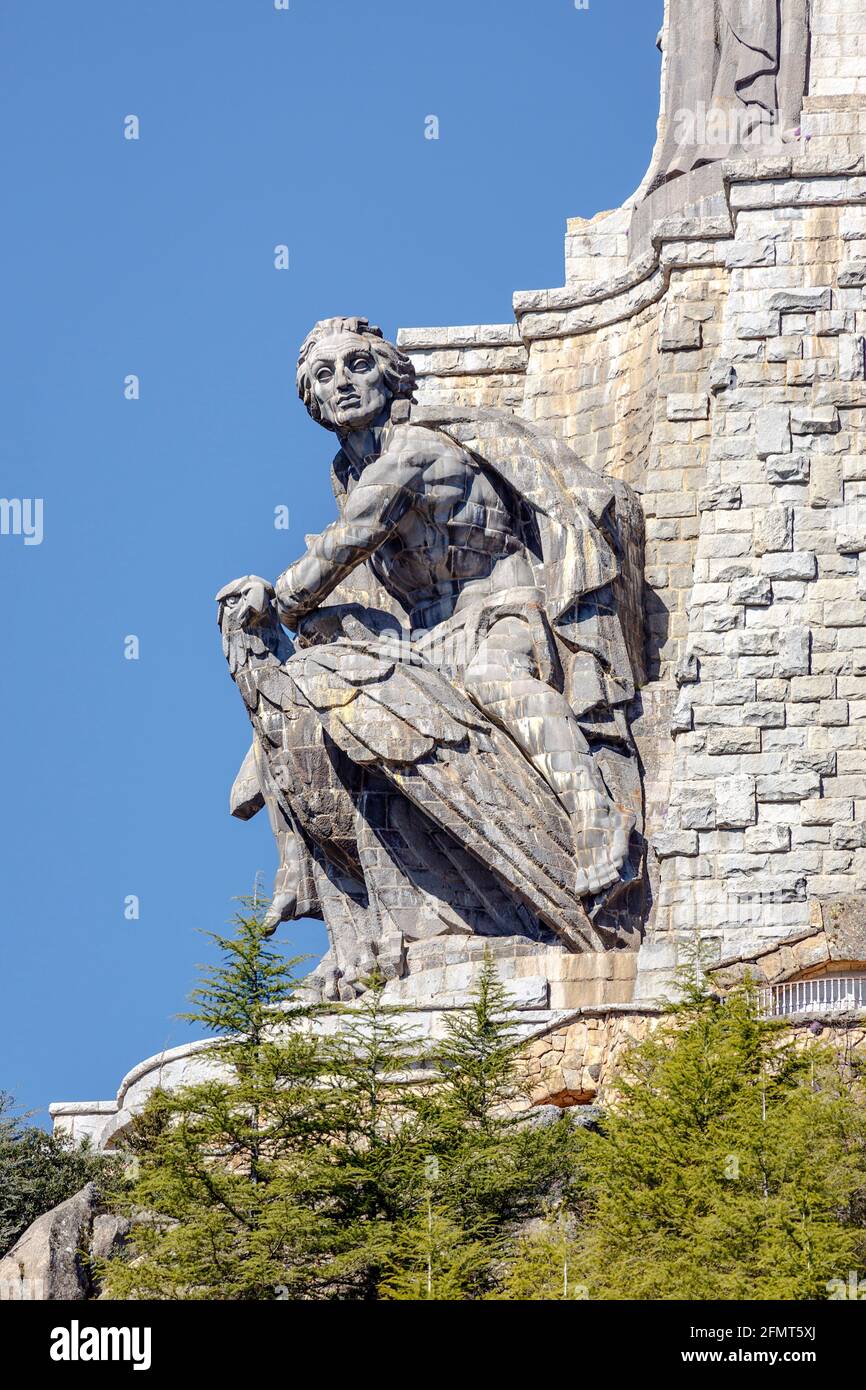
[
  {"left": 651, "top": 0, "right": 810, "bottom": 184},
  {"left": 218, "top": 318, "right": 646, "bottom": 1000}
]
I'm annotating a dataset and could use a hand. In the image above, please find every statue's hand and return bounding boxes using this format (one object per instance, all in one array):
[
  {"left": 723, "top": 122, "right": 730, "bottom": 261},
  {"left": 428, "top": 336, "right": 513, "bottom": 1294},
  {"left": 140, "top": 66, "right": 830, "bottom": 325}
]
[{"left": 275, "top": 558, "right": 317, "bottom": 630}]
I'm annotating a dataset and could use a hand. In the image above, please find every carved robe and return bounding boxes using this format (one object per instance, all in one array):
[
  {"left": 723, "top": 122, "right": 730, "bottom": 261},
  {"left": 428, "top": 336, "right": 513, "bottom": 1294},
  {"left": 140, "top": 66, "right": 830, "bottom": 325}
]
[{"left": 651, "top": 0, "right": 809, "bottom": 185}]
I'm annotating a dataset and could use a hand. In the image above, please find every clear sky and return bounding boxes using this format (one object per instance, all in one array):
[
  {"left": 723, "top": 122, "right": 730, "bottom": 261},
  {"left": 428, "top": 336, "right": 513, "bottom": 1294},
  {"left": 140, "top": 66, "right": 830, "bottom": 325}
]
[{"left": 1, "top": 0, "right": 663, "bottom": 1122}]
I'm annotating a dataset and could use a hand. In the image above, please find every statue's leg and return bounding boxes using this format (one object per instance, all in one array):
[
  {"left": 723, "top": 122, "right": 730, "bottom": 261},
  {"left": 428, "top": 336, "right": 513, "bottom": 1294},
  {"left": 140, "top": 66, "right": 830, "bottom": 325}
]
[{"left": 464, "top": 615, "right": 634, "bottom": 896}]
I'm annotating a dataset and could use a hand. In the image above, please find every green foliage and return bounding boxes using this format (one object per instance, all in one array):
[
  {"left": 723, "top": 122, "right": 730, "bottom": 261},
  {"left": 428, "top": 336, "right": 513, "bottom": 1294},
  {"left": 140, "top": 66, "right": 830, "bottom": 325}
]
[
  {"left": 101, "top": 899, "right": 337, "bottom": 1300},
  {"left": 314, "top": 955, "right": 576, "bottom": 1299},
  {"left": 499, "top": 1208, "right": 587, "bottom": 1301},
  {"left": 100, "top": 917, "right": 866, "bottom": 1301},
  {"left": 570, "top": 973, "right": 866, "bottom": 1301},
  {"left": 411, "top": 953, "right": 580, "bottom": 1247},
  {"left": 379, "top": 1203, "right": 492, "bottom": 1301},
  {"left": 102, "top": 936, "right": 575, "bottom": 1299},
  {"left": 0, "top": 1093, "right": 111, "bottom": 1255}
]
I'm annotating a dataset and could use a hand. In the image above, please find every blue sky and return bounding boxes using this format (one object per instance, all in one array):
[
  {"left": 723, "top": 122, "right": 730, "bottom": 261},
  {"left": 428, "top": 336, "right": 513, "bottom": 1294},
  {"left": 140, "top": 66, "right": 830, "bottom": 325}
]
[{"left": 0, "top": 0, "right": 662, "bottom": 1122}]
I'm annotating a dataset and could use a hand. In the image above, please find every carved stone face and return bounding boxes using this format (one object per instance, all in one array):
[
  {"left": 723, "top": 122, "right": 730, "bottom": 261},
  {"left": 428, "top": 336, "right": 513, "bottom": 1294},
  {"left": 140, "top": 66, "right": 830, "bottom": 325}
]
[{"left": 307, "top": 331, "right": 390, "bottom": 433}]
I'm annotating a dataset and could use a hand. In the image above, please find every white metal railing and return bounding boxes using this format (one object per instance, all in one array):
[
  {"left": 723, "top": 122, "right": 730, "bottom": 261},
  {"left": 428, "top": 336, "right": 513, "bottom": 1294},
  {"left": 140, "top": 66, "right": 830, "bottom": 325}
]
[{"left": 756, "top": 976, "right": 866, "bottom": 1020}]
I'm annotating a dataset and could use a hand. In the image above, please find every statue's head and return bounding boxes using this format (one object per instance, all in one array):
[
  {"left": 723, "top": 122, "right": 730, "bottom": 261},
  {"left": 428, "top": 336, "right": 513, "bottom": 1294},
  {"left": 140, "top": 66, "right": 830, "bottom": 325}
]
[{"left": 296, "top": 316, "right": 416, "bottom": 434}]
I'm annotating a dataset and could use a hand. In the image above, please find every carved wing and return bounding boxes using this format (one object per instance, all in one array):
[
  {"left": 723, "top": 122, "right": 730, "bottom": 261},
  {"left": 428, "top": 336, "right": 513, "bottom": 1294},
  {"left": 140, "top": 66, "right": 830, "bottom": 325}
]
[{"left": 258, "top": 639, "right": 605, "bottom": 953}]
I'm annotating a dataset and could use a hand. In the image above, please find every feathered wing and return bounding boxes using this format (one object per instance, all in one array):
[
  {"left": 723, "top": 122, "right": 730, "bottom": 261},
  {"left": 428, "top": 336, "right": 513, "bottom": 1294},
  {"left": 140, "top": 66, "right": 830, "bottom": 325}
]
[{"left": 255, "top": 639, "right": 604, "bottom": 953}]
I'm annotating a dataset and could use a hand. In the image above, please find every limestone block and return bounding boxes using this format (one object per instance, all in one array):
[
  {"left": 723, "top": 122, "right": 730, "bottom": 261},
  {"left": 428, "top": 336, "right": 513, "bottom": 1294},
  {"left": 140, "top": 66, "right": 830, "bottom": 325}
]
[
  {"left": 726, "top": 240, "right": 776, "bottom": 268},
  {"left": 836, "top": 528, "right": 866, "bottom": 554},
  {"left": 707, "top": 727, "right": 762, "bottom": 755},
  {"left": 660, "top": 307, "right": 703, "bottom": 351},
  {"left": 710, "top": 359, "right": 738, "bottom": 393},
  {"left": 839, "top": 335, "right": 866, "bottom": 381},
  {"left": 699, "top": 484, "right": 742, "bottom": 511},
  {"left": 676, "top": 788, "right": 717, "bottom": 831},
  {"left": 839, "top": 259, "right": 866, "bottom": 287},
  {"left": 791, "top": 675, "right": 837, "bottom": 701},
  {"left": 810, "top": 456, "right": 844, "bottom": 506},
  {"left": 767, "top": 452, "right": 810, "bottom": 484},
  {"left": 756, "top": 405, "right": 792, "bottom": 458},
  {"left": 767, "top": 287, "right": 833, "bottom": 312},
  {"left": 826, "top": 599, "right": 866, "bottom": 626},
  {"left": 762, "top": 551, "right": 818, "bottom": 581},
  {"left": 716, "top": 776, "right": 757, "bottom": 829},
  {"left": 791, "top": 404, "right": 841, "bottom": 434},
  {"left": 819, "top": 896, "right": 866, "bottom": 964},
  {"left": 801, "top": 799, "right": 855, "bottom": 826},
  {"left": 767, "top": 335, "right": 804, "bottom": 362},
  {"left": 754, "top": 504, "right": 794, "bottom": 554},
  {"left": 833, "top": 823, "right": 866, "bottom": 850},
  {"left": 667, "top": 393, "right": 710, "bottom": 421},
  {"left": 739, "top": 311, "right": 781, "bottom": 339},
  {"left": 745, "top": 823, "right": 791, "bottom": 853},
  {"left": 653, "top": 831, "right": 699, "bottom": 859},
  {"left": 777, "top": 626, "right": 812, "bottom": 677},
  {"left": 730, "top": 574, "right": 773, "bottom": 605},
  {"left": 757, "top": 771, "right": 822, "bottom": 802}
]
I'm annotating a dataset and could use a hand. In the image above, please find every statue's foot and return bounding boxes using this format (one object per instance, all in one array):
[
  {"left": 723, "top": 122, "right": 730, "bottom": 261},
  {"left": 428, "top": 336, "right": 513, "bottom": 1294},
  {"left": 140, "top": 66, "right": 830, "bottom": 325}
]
[
  {"left": 298, "top": 951, "right": 341, "bottom": 1003},
  {"left": 329, "top": 931, "right": 407, "bottom": 1001}
]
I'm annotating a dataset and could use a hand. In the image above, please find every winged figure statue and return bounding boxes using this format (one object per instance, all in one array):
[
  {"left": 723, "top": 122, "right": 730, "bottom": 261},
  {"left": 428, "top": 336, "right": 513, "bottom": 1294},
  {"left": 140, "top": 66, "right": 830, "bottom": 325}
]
[{"left": 218, "top": 317, "right": 646, "bottom": 1000}]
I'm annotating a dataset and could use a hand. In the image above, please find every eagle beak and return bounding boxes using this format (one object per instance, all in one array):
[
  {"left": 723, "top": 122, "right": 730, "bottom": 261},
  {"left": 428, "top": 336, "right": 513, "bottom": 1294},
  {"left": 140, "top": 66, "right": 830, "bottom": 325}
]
[{"left": 238, "top": 581, "right": 268, "bottom": 625}]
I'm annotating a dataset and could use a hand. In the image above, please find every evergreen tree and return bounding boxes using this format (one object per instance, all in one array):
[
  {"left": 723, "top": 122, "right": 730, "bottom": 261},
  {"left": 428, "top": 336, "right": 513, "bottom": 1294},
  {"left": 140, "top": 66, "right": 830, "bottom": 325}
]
[
  {"left": 101, "top": 898, "right": 337, "bottom": 1299},
  {"left": 570, "top": 968, "right": 866, "bottom": 1301},
  {"left": 498, "top": 1206, "right": 587, "bottom": 1301},
  {"left": 379, "top": 1202, "right": 491, "bottom": 1301},
  {"left": 303, "top": 970, "right": 431, "bottom": 1298},
  {"left": 361, "top": 951, "right": 582, "bottom": 1298},
  {"left": 420, "top": 952, "right": 580, "bottom": 1243}
]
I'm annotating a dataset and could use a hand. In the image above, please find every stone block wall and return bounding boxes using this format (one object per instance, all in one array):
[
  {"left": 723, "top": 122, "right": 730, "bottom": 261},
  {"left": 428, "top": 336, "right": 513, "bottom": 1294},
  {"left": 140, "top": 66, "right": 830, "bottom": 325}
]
[{"left": 397, "top": 0, "right": 866, "bottom": 986}]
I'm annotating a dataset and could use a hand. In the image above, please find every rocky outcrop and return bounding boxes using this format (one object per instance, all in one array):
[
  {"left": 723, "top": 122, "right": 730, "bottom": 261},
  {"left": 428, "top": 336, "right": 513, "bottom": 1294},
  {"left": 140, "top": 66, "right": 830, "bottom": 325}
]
[{"left": 0, "top": 1184, "right": 128, "bottom": 1301}]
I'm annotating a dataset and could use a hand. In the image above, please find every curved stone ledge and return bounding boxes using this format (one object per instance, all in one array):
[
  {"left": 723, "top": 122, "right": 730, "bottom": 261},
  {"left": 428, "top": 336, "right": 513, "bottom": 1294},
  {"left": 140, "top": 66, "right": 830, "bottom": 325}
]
[{"left": 503, "top": 160, "right": 866, "bottom": 346}]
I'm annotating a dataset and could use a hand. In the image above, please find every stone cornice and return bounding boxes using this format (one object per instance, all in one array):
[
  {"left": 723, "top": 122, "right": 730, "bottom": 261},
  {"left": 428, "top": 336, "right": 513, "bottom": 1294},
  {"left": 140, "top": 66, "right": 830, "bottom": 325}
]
[{"left": 399, "top": 152, "right": 866, "bottom": 367}]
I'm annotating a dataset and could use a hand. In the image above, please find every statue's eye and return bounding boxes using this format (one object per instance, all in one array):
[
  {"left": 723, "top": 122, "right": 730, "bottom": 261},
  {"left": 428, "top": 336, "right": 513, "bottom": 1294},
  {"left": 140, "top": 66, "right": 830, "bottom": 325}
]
[
  {"left": 315, "top": 367, "right": 333, "bottom": 382},
  {"left": 223, "top": 595, "right": 240, "bottom": 608},
  {"left": 351, "top": 356, "right": 372, "bottom": 371}
]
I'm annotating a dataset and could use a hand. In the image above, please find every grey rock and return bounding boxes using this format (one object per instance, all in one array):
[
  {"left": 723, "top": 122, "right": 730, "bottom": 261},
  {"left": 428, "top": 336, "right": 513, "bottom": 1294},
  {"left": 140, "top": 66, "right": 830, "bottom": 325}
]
[
  {"left": 716, "top": 775, "right": 757, "bottom": 829},
  {"left": 838, "top": 260, "right": 866, "bottom": 289},
  {"left": 90, "top": 1214, "right": 130, "bottom": 1265},
  {"left": 767, "top": 288, "right": 833, "bottom": 313},
  {"left": 654, "top": 830, "right": 700, "bottom": 858},
  {"left": 0, "top": 1183, "right": 97, "bottom": 1302}
]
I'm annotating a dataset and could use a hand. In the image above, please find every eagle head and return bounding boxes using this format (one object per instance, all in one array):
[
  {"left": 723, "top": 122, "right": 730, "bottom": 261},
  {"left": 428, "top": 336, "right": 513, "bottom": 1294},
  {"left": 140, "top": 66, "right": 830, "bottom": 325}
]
[
  {"left": 216, "top": 575, "right": 277, "bottom": 634},
  {"left": 216, "top": 575, "right": 291, "bottom": 678}
]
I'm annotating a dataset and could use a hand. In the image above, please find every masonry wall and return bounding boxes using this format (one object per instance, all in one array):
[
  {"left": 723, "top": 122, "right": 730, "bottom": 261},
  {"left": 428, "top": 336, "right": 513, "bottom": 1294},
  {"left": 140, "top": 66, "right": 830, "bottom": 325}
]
[{"left": 397, "top": 0, "right": 866, "bottom": 988}]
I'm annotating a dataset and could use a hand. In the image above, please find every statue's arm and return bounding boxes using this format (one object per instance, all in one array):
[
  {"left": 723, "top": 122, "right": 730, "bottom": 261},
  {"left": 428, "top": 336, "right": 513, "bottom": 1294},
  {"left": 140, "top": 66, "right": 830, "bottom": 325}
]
[{"left": 275, "top": 444, "right": 425, "bottom": 625}]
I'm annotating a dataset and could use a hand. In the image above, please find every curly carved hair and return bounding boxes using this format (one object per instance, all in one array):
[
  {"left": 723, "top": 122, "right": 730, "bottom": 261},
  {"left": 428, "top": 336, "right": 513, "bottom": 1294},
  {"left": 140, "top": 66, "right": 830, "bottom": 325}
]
[{"left": 296, "top": 316, "right": 416, "bottom": 430}]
